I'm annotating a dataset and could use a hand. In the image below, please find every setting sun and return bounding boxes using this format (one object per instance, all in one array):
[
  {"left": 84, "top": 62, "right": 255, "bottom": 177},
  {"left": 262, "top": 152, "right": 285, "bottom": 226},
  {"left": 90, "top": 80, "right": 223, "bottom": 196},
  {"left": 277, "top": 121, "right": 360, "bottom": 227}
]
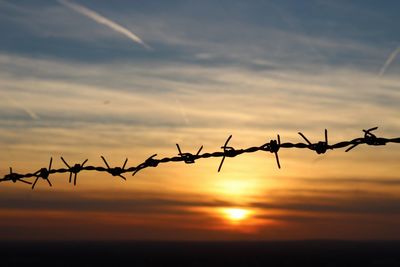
[{"left": 223, "top": 208, "right": 250, "bottom": 221}]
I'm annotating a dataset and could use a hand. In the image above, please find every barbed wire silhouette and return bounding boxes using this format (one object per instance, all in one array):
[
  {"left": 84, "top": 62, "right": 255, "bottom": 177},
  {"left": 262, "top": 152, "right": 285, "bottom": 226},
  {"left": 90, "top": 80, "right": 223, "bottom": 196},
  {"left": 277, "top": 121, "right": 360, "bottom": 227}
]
[{"left": 1, "top": 127, "right": 399, "bottom": 190}]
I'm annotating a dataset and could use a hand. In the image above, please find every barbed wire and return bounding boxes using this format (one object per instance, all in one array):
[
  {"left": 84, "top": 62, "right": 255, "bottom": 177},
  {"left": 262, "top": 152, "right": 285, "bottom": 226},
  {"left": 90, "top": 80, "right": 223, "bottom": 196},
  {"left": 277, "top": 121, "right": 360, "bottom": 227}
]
[{"left": 1, "top": 127, "right": 399, "bottom": 189}]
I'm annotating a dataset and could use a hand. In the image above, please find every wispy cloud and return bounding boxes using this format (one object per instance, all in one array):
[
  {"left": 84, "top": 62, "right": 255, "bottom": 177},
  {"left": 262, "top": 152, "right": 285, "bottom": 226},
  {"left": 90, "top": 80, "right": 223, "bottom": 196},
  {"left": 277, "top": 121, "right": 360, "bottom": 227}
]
[
  {"left": 251, "top": 189, "right": 400, "bottom": 215},
  {"left": 379, "top": 46, "right": 400, "bottom": 76},
  {"left": 57, "top": 0, "right": 151, "bottom": 50},
  {"left": 3, "top": 96, "right": 40, "bottom": 120},
  {"left": 0, "top": 190, "right": 230, "bottom": 214}
]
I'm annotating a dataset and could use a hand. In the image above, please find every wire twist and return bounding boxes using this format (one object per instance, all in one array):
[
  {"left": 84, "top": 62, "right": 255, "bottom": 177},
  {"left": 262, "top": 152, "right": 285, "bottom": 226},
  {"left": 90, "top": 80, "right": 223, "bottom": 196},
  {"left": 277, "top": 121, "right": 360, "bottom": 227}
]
[{"left": 1, "top": 127, "right": 399, "bottom": 189}]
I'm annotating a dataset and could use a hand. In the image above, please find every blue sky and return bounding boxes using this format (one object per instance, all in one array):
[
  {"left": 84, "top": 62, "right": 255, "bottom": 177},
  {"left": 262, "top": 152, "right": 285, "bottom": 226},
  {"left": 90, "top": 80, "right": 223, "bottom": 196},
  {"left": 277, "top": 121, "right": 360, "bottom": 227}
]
[
  {"left": 0, "top": 0, "right": 399, "bottom": 129},
  {"left": 1, "top": 0, "right": 399, "bottom": 69}
]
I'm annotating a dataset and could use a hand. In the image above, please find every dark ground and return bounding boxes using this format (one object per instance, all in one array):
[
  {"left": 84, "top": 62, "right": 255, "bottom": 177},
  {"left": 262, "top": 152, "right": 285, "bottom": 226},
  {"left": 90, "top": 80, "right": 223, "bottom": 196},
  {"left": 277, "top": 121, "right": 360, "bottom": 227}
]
[{"left": 1, "top": 241, "right": 400, "bottom": 266}]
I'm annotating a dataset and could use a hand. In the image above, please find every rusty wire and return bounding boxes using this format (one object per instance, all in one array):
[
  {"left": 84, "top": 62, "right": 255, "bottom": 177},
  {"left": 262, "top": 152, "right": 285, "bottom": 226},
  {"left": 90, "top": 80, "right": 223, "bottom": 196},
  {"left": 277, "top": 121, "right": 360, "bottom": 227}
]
[{"left": 1, "top": 127, "right": 399, "bottom": 190}]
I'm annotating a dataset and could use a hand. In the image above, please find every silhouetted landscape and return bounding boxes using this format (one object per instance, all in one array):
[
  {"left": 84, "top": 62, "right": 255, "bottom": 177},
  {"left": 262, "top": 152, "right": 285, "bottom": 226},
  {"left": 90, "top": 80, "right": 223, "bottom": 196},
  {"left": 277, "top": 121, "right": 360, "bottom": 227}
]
[{"left": 2, "top": 241, "right": 400, "bottom": 266}]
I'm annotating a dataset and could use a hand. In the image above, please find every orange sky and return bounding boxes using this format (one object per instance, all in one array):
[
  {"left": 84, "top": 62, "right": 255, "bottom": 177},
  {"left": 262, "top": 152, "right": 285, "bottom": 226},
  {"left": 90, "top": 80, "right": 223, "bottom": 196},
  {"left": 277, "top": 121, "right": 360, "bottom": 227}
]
[{"left": 1, "top": 137, "right": 399, "bottom": 240}]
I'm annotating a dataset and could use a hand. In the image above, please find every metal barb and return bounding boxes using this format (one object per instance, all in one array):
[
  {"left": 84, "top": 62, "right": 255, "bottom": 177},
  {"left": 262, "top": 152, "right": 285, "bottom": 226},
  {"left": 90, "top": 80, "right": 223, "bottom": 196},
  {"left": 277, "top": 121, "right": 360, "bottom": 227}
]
[
  {"left": 271, "top": 134, "right": 281, "bottom": 169},
  {"left": 132, "top": 154, "right": 158, "bottom": 177},
  {"left": 218, "top": 135, "right": 235, "bottom": 172},
  {"left": 298, "top": 129, "right": 329, "bottom": 154},
  {"left": 346, "top": 127, "right": 385, "bottom": 152},
  {"left": 6, "top": 167, "right": 32, "bottom": 185},
  {"left": 363, "top": 127, "right": 385, "bottom": 146},
  {"left": 32, "top": 157, "right": 53, "bottom": 190},
  {"left": 101, "top": 156, "right": 128, "bottom": 180},
  {"left": 260, "top": 134, "right": 281, "bottom": 168},
  {"left": 60, "top": 157, "right": 88, "bottom": 186},
  {"left": 298, "top": 132, "right": 312, "bottom": 145},
  {"left": 176, "top": 144, "right": 203, "bottom": 164}
]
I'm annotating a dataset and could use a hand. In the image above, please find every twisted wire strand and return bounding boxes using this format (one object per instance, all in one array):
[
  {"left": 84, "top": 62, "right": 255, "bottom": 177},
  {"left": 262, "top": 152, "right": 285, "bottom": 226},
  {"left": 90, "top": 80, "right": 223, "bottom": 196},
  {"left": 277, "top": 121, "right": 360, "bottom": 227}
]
[{"left": 1, "top": 127, "right": 399, "bottom": 189}]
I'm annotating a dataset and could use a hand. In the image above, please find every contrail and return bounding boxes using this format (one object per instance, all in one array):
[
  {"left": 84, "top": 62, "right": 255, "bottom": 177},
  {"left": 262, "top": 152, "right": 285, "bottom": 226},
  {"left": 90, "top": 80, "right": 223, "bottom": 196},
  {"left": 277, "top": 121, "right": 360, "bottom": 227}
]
[
  {"left": 379, "top": 46, "right": 400, "bottom": 76},
  {"left": 7, "top": 98, "right": 40, "bottom": 120},
  {"left": 57, "top": 0, "right": 151, "bottom": 50}
]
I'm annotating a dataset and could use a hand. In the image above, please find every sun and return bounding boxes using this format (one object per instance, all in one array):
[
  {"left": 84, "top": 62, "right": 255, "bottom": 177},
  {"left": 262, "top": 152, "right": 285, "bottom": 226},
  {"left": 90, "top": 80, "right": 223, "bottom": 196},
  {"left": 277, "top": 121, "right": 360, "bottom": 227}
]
[{"left": 223, "top": 208, "right": 250, "bottom": 222}]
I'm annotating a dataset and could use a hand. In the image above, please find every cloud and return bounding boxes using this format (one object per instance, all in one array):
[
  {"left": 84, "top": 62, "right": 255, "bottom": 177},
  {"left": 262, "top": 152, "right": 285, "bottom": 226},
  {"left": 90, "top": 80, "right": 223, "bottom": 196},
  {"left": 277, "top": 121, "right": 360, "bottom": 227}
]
[
  {"left": 57, "top": 0, "right": 151, "bottom": 50},
  {"left": 251, "top": 190, "right": 400, "bottom": 215},
  {"left": 287, "top": 177, "right": 400, "bottom": 186},
  {"left": 0, "top": 52, "right": 399, "bottom": 195},
  {"left": 6, "top": 97, "right": 40, "bottom": 120},
  {"left": 0, "top": 190, "right": 232, "bottom": 214},
  {"left": 379, "top": 46, "right": 400, "bottom": 76}
]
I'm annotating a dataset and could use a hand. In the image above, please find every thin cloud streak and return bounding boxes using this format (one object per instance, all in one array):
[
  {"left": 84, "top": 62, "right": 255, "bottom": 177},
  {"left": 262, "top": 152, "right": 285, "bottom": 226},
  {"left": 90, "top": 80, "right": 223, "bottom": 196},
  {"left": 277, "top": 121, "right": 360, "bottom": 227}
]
[
  {"left": 4, "top": 96, "right": 39, "bottom": 120},
  {"left": 251, "top": 192, "right": 400, "bottom": 215},
  {"left": 57, "top": 0, "right": 151, "bottom": 50},
  {"left": 379, "top": 46, "right": 400, "bottom": 76}
]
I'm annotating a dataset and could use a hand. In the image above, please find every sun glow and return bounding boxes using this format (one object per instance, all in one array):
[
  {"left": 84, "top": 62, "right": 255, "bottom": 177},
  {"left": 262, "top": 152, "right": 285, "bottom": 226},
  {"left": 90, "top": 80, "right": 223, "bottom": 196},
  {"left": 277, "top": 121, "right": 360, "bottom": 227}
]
[{"left": 223, "top": 208, "right": 250, "bottom": 221}]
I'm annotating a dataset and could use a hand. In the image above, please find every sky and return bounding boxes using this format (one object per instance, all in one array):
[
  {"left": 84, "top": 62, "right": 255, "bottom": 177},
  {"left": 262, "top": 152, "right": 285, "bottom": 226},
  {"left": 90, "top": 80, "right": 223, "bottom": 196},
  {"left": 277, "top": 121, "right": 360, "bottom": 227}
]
[{"left": 0, "top": 0, "right": 399, "bottom": 240}]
